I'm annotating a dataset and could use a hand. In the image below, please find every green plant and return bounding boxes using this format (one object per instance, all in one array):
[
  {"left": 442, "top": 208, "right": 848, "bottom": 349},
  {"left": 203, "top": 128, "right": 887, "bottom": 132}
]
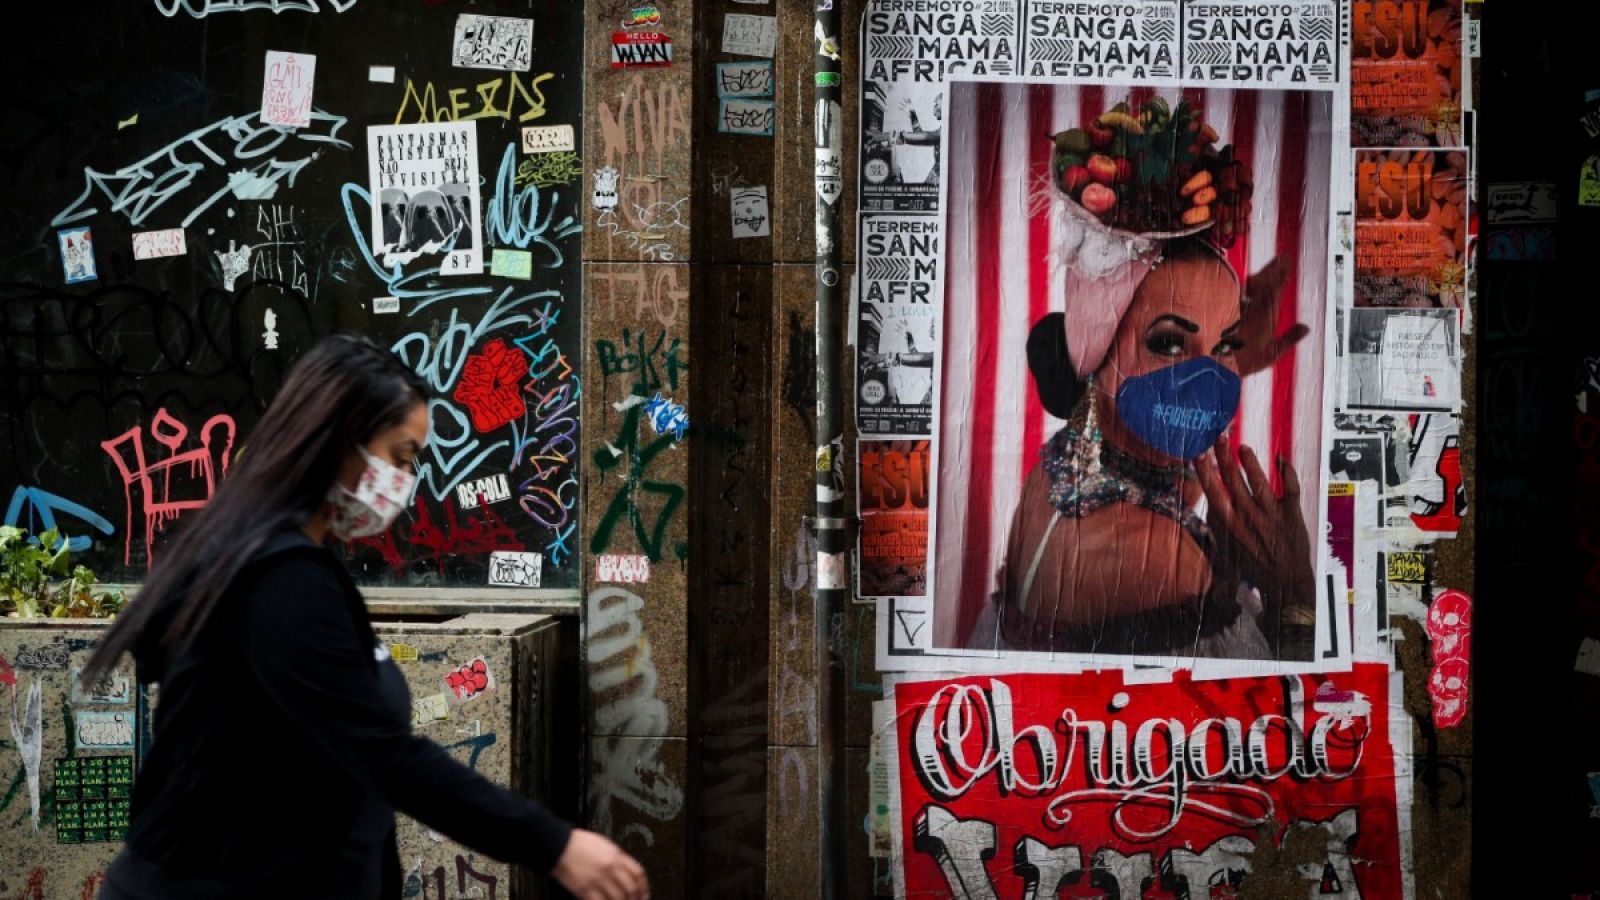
[{"left": 0, "top": 527, "right": 126, "bottom": 619}]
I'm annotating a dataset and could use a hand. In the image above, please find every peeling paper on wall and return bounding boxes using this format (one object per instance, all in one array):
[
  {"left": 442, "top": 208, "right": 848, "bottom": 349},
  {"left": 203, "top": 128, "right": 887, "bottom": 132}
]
[
  {"left": 866, "top": 700, "right": 893, "bottom": 858},
  {"left": 8, "top": 679, "right": 43, "bottom": 829}
]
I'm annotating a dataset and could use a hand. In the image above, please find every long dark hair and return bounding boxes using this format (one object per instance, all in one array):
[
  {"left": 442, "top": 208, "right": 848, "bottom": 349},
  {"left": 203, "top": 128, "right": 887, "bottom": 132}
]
[{"left": 85, "top": 335, "right": 428, "bottom": 681}]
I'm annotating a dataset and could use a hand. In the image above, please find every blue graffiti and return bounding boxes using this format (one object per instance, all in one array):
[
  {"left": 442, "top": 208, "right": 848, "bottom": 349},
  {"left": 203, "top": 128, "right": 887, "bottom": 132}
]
[
  {"left": 444, "top": 731, "right": 498, "bottom": 771},
  {"left": 485, "top": 144, "right": 582, "bottom": 266},
  {"left": 643, "top": 392, "right": 689, "bottom": 441},
  {"left": 56, "top": 110, "right": 352, "bottom": 229},
  {"left": 3, "top": 487, "right": 115, "bottom": 552}
]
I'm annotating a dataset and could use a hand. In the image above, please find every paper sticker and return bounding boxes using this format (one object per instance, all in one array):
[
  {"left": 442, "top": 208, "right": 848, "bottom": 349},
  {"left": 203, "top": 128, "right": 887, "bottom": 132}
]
[
  {"left": 369, "top": 65, "right": 396, "bottom": 83},
  {"left": 596, "top": 554, "right": 651, "bottom": 584},
  {"left": 366, "top": 122, "right": 482, "bottom": 274},
  {"left": 622, "top": 5, "right": 661, "bottom": 27},
  {"left": 1485, "top": 182, "right": 1558, "bottom": 224},
  {"left": 490, "top": 248, "right": 533, "bottom": 279},
  {"left": 70, "top": 668, "right": 132, "bottom": 706},
  {"left": 611, "top": 31, "right": 673, "bottom": 68},
  {"left": 117, "top": 114, "right": 138, "bottom": 130},
  {"left": 730, "top": 186, "right": 770, "bottom": 238},
  {"left": 1585, "top": 157, "right": 1600, "bottom": 209},
  {"left": 453, "top": 14, "right": 533, "bottom": 72},
  {"left": 718, "top": 98, "right": 775, "bottom": 136},
  {"left": 261, "top": 51, "right": 316, "bottom": 128},
  {"left": 1374, "top": 413, "right": 1465, "bottom": 537},
  {"left": 593, "top": 166, "right": 620, "bottom": 211},
  {"left": 389, "top": 643, "right": 420, "bottom": 663},
  {"left": 412, "top": 692, "right": 451, "bottom": 727},
  {"left": 455, "top": 473, "right": 512, "bottom": 509},
  {"left": 373, "top": 296, "right": 400, "bottom": 314},
  {"left": 131, "top": 228, "right": 186, "bottom": 260},
  {"left": 716, "top": 60, "right": 774, "bottom": 98},
  {"left": 817, "top": 551, "right": 848, "bottom": 591},
  {"left": 215, "top": 240, "right": 253, "bottom": 292},
  {"left": 1427, "top": 587, "right": 1471, "bottom": 728},
  {"left": 814, "top": 21, "right": 840, "bottom": 62},
  {"left": 520, "top": 123, "right": 575, "bottom": 154},
  {"left": 74, "top": 711, "right": 135, "bottom": 751},
  {"left": 443, "top": 657, "right": 495, "bottom": 702},
  {"left": 488, "top": 550, "right": 542, "bottom": 587},
  {"left": 722, "top": 13, "right": 777, "bottom": 57},
  {"left": 643, "top": 392, "right": 690, "bottom": 440},
  {"left": 54, "top": 756, "right": 133, "bottom": 845},
  {"left": 58, "top": 227, "right": 97, "bottom": 284},
  {"left": 867, "top": 701, "right": 893, "bottom": 859}
]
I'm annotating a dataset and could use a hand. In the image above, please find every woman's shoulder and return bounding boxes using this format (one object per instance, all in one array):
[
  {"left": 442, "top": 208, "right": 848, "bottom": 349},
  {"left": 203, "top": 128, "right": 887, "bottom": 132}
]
[{"left": 236, "top": 532, "right": 356, "bottom": 600}]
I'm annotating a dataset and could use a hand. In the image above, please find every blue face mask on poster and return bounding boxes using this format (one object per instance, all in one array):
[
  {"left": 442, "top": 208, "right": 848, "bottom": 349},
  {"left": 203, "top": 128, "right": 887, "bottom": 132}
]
[{"left": 1114, "top": 356, "right": 1242, "bottom": 460}]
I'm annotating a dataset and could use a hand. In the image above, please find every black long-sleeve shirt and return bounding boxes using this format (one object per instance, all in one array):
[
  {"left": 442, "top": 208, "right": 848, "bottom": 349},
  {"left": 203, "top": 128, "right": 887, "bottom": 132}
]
[{"left": 102, "top": 532, "right": 572, "bottom": 899}]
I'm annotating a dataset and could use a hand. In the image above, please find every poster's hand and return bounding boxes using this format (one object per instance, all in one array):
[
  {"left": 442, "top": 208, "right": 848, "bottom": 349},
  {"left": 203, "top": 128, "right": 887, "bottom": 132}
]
[
  {"left": 1236, "top": 256, "right": 1310, "bottom": 377},
  {"left": 1194, "top": 437, "right": 1315, "bottom": 621}
]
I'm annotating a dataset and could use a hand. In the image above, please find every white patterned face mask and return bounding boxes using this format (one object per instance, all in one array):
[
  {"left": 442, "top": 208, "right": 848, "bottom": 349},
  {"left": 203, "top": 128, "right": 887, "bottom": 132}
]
[{"left": 325, "top": 447, "right": 415, "bottom": 540}]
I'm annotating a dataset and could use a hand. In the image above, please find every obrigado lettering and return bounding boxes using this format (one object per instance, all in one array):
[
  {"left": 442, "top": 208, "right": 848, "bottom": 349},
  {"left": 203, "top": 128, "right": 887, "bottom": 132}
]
[
  {"left": 1151, "top": 403, "right": 1217, "bottom": 431},
  {"left": 911, "top": 678, "right": 1369, "bottom": 840}
]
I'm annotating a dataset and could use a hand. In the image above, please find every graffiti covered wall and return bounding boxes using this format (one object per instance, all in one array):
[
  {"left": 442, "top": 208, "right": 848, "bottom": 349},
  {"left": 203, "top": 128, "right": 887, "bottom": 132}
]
[{"left": 1, "top": 1, "right": 586, "bottom": 590}]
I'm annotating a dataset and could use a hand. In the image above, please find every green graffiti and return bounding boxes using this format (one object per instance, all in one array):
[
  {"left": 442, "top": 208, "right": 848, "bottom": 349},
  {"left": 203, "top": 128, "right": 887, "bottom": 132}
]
[{"left": 590, "top": 397, "right": 685, "bottom": 562}]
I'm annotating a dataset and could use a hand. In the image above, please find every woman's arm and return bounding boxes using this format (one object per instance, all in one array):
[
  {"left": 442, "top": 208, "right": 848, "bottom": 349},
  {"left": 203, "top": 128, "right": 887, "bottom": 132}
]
[{"left": 236, "top": 555, "right": 575, "bottom": 869}]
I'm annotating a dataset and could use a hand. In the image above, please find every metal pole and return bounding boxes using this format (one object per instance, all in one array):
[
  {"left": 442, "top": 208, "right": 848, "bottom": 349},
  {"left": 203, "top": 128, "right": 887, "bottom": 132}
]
[{"left": 812, "top": 2, "right": 847, "bottom": 897}]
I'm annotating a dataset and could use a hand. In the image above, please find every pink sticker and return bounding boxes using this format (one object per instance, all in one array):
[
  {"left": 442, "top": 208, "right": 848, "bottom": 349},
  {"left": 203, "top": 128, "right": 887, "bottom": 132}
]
[{"left": 1426, "top": 589, "right": 1471, "bottom": 728}]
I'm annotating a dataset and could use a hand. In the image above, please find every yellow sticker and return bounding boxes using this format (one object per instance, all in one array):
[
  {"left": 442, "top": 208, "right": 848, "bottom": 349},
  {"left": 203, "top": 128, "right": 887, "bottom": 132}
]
[
  {"left": 1328, "top": 483, "right": 1356, "bottom": 497},
  {"left": 1386, "top": 552, "right": 1428, "bottom": 584},
  {"left": 390, "top": 643, "right": 419, "bottom": 663},
  {"left": 816, "top": 447, "right": 833, "bottom": 472}
]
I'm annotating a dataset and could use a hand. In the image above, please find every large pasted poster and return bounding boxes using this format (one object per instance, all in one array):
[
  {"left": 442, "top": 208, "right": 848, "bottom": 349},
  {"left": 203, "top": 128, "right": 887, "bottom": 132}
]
[
  {"left": 857, "top": 0, "right": 1351, "bottom": 674},
  {"left": 889, "top": 665, "right": 1408, "bottom": 898}
]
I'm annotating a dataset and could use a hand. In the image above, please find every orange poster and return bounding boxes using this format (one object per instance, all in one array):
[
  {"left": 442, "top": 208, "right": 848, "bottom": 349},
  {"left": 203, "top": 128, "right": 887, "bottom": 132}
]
[
  {"left": 1355, "top": 149, "right": 1468, "bottom": 307},
  {"left": 858, "top": 440, "right": 929, "bottom": 598},
  {"left": 1351, "top": 0, "right": 1464, "bottom": 146}
]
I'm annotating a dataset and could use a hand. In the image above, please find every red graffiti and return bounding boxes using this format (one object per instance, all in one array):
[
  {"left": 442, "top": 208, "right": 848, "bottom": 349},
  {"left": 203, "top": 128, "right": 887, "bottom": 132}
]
[
  {"left": 351, "top": 497, "right": 525, "bottom": 576},
  {"left": 453, "top": 338, "right": 527, "bottom": 433},
  {"left": 445, "top": 658, "right": 493, "bottom": 701},
  {"left": 19, "top": 868, "right": 45, "bottom": 900},
  {"left": 101, "top": 408, "right": 236, "bottom": 568},
  {"left": 81, "top": 873, "right": 106, "bottom": 900}
]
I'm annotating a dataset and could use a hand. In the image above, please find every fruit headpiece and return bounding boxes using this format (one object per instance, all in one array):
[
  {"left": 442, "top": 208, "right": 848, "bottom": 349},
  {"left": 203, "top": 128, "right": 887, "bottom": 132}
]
[{"left": 1045, "top": 95, "right": 1256, "bottom": 377}]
